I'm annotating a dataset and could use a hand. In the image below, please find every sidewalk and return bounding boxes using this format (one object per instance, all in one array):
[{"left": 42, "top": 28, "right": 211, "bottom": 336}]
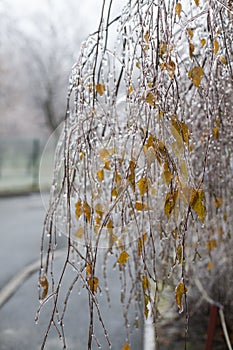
[{"left": 0, "top": 194, "right": 143, "bottom": 350}]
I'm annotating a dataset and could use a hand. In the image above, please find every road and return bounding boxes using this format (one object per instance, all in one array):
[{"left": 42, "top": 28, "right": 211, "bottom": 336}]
[{"left": 0, "top": 193, "right": 143, "bottom": 350}]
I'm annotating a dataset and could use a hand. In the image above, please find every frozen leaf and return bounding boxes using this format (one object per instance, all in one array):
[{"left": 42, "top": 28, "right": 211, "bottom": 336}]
[
  {"left": 220, "top": 55, "right": 227, "bottom": 65},
  {"left": 190, "top": 189, "right": 206, "bottom": 223},
  {"left": 79, "top": 151, "right": 85, "bottom": 161},
  {"left": 142, "top": 275, "right": 150, "bottom": 291},
  {"left": 99, "top": 148, "right": 110, "bottom": 162},
  {"left": 104, "top": 160, "right": 111, "bottom": 170},
  {"left": 213, "top": 127, "right": 219, "bottom": 140},
  {"left": 188, "top": 28, "right": 194, "bottom": 40},
  {"left": 214, "top": 40, "right": 219, "bottom": 55},
  {"left": 180, "top": 160, "right": 188, "bottom": 184},
  {"left": 194, "top": 0, "right": 199, "bottom": 5},
  {"left": 137, "top": 178, "right": 148, "bottom": 196},
  {"left": 75, "top": 200, "right": 83, "bottom": 219},
  {"left": 175, "top": 282, "right": 187, "bottom": 312},
  {"left": 117, "top": 251, "right": 130, "bottom": 265},
  {"left": 76, "top": 226, "right": 84, "bottom": 238},
  {"left": 83, "top": 201, "right": 91, "bottom": 222},
  {"left": 176, "top": 244, "right": 183, "bottom": 264},
  {"left": 88, "top": 277, "right": 99, "bottom": 293},
  {"left": 144, "top": 294, "right": 150, "bottom": 319},
  {"left": 136, "top": 61, "right": 140, "bottom": 68},
  {"left": 122, "top": 344, "right": 130, "bottom": 350},
  {"left": 39, "top": 275, "right": 49, "bottom": 300},
  {"left": 206, "top": 239, "right": 217, "bottom": 251},
  {"left": 214, "top": 196, "right": 222, "bottom": 208},
  {"left": 128, "top": 160, "right": 136, "bottom": 192},
  {"left": 95, "top": 84, "right": 106, "bottom": 96},
  {"left": 144, "top": 30, "right": 149, "bottom": 43},
  {"left": 207, "top": 262, "right": 214, "bottom": 270},
  {"left": 97, "top": 169, "right": 104, "bottom": 182},
  {"left": 111, "top": 187, "right": 118, "bottom": 197},
  {"left": 95, "top": 203, "right": 106, "bottom": 217},
  {"left": 162, "top": 162, "right": 173, "bottom": 184},
  {"left": 164, "top": 190, "right": 178, "bottom": 218},
  {"left": 115, "top": 171, "right": 122, "bottom": 185},
  {"left": 171, "top": 117, "right": 190, "bottom": 146},
  {"left": 200, "top": 38, "right": 206, "bottom": 47},
  {"left": 144, "top": 92, "right": 156, "bottom": 106},
  {"left": 159, "top": 42, "right": 167, "bottom": 57},
  {"left": 138, "top": 233, "right": 147, "bottom": 255},
  {"left": 135, "top": 201, "right": 149, "bottom": 211},
  {"left": 175, "top": 3, "right": 182, "bottom": 18},
  {"left": 188, "top": 66, "right": 204, "bottom": 87},
  {"left": 129, "top": 85, "right": 133, "bottom": 94},
  {"left": 86, "top": 264, "right": 92, "bottom": 277},
  {"left": 161, "top": 60, "right": 176, "bottom": 78},
  {"left": 189, "top": 43, "right": 195, "bottom": 59}
]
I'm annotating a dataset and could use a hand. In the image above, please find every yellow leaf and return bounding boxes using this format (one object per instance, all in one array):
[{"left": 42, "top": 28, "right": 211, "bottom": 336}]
[
  {"left": 135, "top": 201, "right": 149, "bottom": 211},
  {"left": 213, "top": 127, "right": 219, "bottom": 140},
  {"left": 144, "top": 293, "right": 150, "bottom": 319},
  {"left": 76, "top": 226, "right": 84, "bottom": 238},
  {"left": 79, "top": 151, "right": 85, "bottom": 161},
  {"left": 122, "top": 343, "right": 131, "bottom": 350},
  {"left": 194, "top": 0, "right": 199, "bottom": 5},
  {"left": 128, "top": 160, "right": 136, "bottom": 192},
  {"left": 214, "top": 40, "right": 219, "bottom": 55},
  {"left": 180, "top": 160, "right": 188, "bottom": 184},
  {"left": 176, "top": 244, "right": 183, "bottom": 264},
  {"left": 99, "top": 148, "right": 110, "bottom": 162},
  {"left": 164, "top": 190, "right": 178, "bottom": 219},
  {"left": 137, "top": 178, "right": 148, "bottom": 196},
  {"left": 175, "top": 3, "right": 182, "bottom": 18},
  {"left": 188, "top": 28, "right": 194, "bottom": 40},
  {"left": 200, "top": 38, "right": 206, "bottom": 47},
  {"left": 97, "top": 169, "right": 104, "bottom": 182},
  {"left": 142, "top": 275, "right": 150, "bottom": 291},
  {"left": 106, "top": 219, "right": 113, "bottom": 233},
  {"left": 115, "top": 171, "right": 122, "bottom": 186},
  {"left": 188, "top": 66, "right": 204, "bottom": 87},
  {"left": 214, "top": 196, "right": 222, "bottom": 208},
  {"left": 104, "top": 160, "right": 111, "bottom": 170},
  {"left": 206, "top": 239, "right": 217, "bottom": 251},
  {"left": 39, "top": 275, "right": 49, "bottom": 300},
  {"left": 75, "top": 200, "right": 83, "bottom": 218},
  {"left": 144, "top": 30, "right": 149, "bottom": 43},
  {"left": 136, "top": 61, "right": 140, "bottom": 68},
  {"left": 111, "top": 187, "right": 118, "bottom": 197},
  {"left": 95, "top": 83, "right": 106, "bottom": 96},
  {"left": 161, "top": 60, "right": 176, "bottom": 78},
  {"left": 220, "top": 55, "right": 227, "bottom": 65},
  {"left": 86, "top": 264, "right": 92, "bottom": 277},
  {"left": 207, "top": 262, "right": 213, "bottom": 270},
  {"left": 159, "top": 41, "right": 167, "bottom": 57},
  {"left": 145, "top": 91, "right": 156, "bottom": 106},
  {"left": 175, "top": 282, "right": 187, "bottom": 312},
  {"left": 129, "top": 85, "right": 133, "bottom": 94},
  {"left": 171, "top": 117, "right": 190, "bottom": 146},
  {"left": 88, "top": 277, "right": 99, "bottom": 293},
  {"left": 95, "top": 203, "right": 106, "bottom": 217},
  {"left": 138, "top": 233, "right": 147, "bottom": 255},
  {"left": 190, "top": 189, "right": 206, "bottom": 223},
  {"left": 83, "top": 201, "right": 91, "bottom": 222},
  {"left": 189, "top": 43, "right": 195, "bottom": 60},
  {"left": 162, "top": 162, "right": 173, "bottom": 184},
  {"left": 117, "top": 251, "right": 130, "bottom": 265}
]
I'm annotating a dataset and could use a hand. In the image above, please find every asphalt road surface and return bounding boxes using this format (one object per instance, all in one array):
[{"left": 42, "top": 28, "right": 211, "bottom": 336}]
[{"left": 0, "top": 193, "right": 143, "bottom": 350}]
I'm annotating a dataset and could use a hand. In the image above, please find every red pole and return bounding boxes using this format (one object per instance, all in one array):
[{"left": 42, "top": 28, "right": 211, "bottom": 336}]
[{"left": 205, "top": 305, "right": 219, "bottom": 350}]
